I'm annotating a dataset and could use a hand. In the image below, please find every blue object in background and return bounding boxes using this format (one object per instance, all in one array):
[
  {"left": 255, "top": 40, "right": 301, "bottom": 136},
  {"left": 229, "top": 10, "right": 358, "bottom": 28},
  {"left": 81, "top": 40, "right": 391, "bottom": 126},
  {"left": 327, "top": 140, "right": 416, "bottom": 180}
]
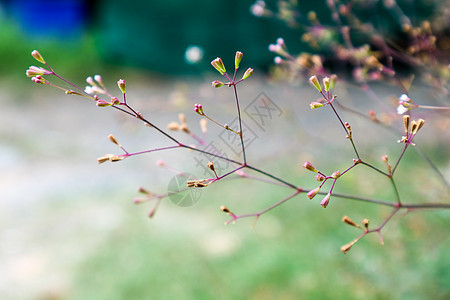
[{"left": 6, "top": 0, "right": 87, "bottom": 39}]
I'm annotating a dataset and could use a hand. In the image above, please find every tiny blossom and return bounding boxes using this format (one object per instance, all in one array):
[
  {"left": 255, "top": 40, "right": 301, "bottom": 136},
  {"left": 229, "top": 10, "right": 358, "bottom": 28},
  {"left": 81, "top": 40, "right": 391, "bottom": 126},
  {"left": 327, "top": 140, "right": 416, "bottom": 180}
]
[
  {"left": 315, "top": 174, "right": 325, "bottom": 181},
  {"left": 276, "top": 37, "right": 285, "bottom": 46},
  {"left": 111, "top": 97, "right": 120, "bottom": 105},
  {"left": 96, "top": 99, "right": 112, "bottom": 107},
  {"left": 31, "top": 50, "right": 45, "bottom": 64},
  {"left": 399, "top": 94, "right": 410, "bottom": 102},
  {"left": 309, "top": 75, "right": 322, "bottom": 92},
  {"left": 320, "top": 193, "right": 331, "bottom": 208},
  {"left": 212, "top": 80, "right": 224, "bottom": 88},
  {"left": 307, "top": 187, "right": 320, "bottom": 199},
  {"left": 303, "top": 161, "right": 317, "bottom": 172},
  {"left": 274, "top": 56, "right": 283, "bottom": 64},
  {"left": 31, "top": 76, "right": 45, "bottom": 84},
  {"left": 26, "top": 66, "right": 52, "bottom": 77},
  {"left": 117, "top": 79, "right": 126, "bottom": 93},
  {"left": 242, "top": 68, "right": 254, "bottom": 80},
  {"left": 194, "top": 103, "right": 204, "bottom": 115},
  {"left": 331, "top": 171, "right": 340, "bottom": 179},
  {"left": 211, "top": 58, "right": 226, "bottom": 75},
  {"left": 235, "top": 51, "right": 243, "bottom": 69},
  {"left": 250, "top": 1, "right": 265, "bottom": 17},
  {"left": 94, "top": 75, "right": 103, "bottom": 85},
  {"left": 323, "top": 77, "right": 331, "bottom": 92},
  {"left": 268, "top": 43, "right": 282, "bottom": 53},
  {"left": 397, "top": 104, "right": 409, "bottom": 115},
  {"left": 310, "top": 102, "right": 324, "bottom": 109},
  {"left": 85, "top": 86, "right": 105, "bottom": 95},
  {"left": 86, "top": 76, "right": 95, "bottom": 86}
]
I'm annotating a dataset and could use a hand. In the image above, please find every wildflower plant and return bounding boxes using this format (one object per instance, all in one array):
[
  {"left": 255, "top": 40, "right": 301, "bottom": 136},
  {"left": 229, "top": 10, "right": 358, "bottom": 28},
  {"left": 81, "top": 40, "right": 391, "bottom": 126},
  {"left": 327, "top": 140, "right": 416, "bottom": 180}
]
[{"left": 27, "top": 42, "right": 449, "bottom": 253}]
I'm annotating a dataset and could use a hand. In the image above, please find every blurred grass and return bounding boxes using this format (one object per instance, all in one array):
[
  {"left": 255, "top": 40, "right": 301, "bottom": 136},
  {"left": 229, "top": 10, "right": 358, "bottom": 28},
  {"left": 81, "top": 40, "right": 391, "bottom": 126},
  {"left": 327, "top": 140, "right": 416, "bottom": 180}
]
[{"left": 65, "top": 170, "right": 450, "bottom": 300}]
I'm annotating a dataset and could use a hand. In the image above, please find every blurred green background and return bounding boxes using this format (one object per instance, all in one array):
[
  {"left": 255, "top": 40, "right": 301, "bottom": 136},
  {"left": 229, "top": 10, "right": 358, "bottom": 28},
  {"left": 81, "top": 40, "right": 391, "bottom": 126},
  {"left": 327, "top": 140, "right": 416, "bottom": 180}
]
[{"left": 0, "top": 1, "right": 449, "bottom": 299}]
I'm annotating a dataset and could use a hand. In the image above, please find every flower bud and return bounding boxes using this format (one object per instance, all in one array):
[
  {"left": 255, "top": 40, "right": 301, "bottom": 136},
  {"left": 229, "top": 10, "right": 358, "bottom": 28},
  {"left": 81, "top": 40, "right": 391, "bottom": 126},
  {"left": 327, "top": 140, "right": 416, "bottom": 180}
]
[
  {"left": 415, "top": 119, "right": 425, "bottom": 134},
  {"left": 342, "top": 216, "right": 360, "bottom": 228},
  {"left": 309, "top": 75, "right": 322, "bottom": 92},
  {"left": 310, "top": 102, "right": 324, "bottom": 109},
  {"left": 331, "top": 171, "right": 340, "bottom": 179},
  {"left": 207, "top": 161, "right": 215, "bottom": 172},
  {"left": 340, "top": 240, "right": 357, "bottom": 254},
  {"left": 330, "top": 74, "right": 337, "bottom": 89},
  {"left": 26, "top": 66, "right": 51, "bottom": 77},
  {"left": 323, "top": 77, "right": 331, "bottom": 92},
  {"left": 96, "top": 100, "right": 112, "bottom": 107},
  {"left": 303, "top": 161, "right": 318, "bottom": 172},
  {"left": 211, "top": 57, "right": 226, "bottom": 75},
  {"left": 111, "top": 97, "right": 120, "bottom": 105},
  {"left": 108, "top": 134, "right": 120, "bottom": 146},
  {"left": 320, "top": 193, "right": 331, "bottom": 208},
  {"left": 362, "top": 218, "right": 370, "bottom": 229},
  {"left": 315, "top": 174, "right": 325, "bottom": 181},
  {"left": 94, "top": 75, "right": 103, "bottom": 85},
  {"left": 86, "top": 76, "right": 95, "bottom": 86},
  {"left": 235, "top": 51, "right": 243, "bottom": 69},
  {"left": 276, "top": 37, "right": 285, "bottom": 46},
  {"left": 194, "top": 103, "right": 204, "bottom": 115},
  {"left": 403, "top": 115, "right": 410, "bottom": 133},
  {"left": 220, "top": 205, "right": 231, "bottom": 213},
  {"left": 242, "top": 68, "right": 253, "bottom": 80},
  {"left": 212, "top": 80, "right": 224, "bottom": 88},
  {"left": 307, "top": 187, "right": 320, "bottom": 200},
  {"left": 31, "top": 50, "right": 45, "bottom": 64},
  {"left": 117, "top": 79, "right": 126, "bottom": 93}
]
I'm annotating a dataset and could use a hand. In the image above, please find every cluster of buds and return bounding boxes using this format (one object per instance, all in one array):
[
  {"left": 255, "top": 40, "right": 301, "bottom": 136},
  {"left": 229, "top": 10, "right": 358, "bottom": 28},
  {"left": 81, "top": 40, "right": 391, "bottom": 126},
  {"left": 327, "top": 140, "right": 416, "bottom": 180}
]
[
  {"left": 303, "top": 161, "right": 341, "bottom": 208},
  {"left": 97, "top": 134, "right": 127, "bottom": 163},
  {"left": 396, "top": 94, "right": 418, "bottom": 115},
  {"left": 399, "top": 115, "right": 425, "bottom": 145},
  {"left": 95, "top": 96, "right": 120, "bottom": 107},
  {"left": 309, "top": 75, "right": 337, "bottom": 93},
  {"left": 194, "top": 103, "right": 204, "bottom": 115},
  {"left": 309, "top": 75, "right": 337, "bottom": 109},
  {"left": 210, "top": 52, "right": 253, "bottom": 83},
  {"left": 340, "top": 216, "right": 371, "bottom": 253},
  {"left": 268, "top": 38, "right": 288, "bottom": 56},
  {"left": 344, "top": 122, "right": 352, "bottom": 139},
  {"left": 85, "top": 75, "right": 107, "bottom": 95},
  {"left": 30, "top": 75, "right": 47, "bottom": 84},
  {"left": 27, "top": 51, "right": 53, "bottom": 84},
  {"left": 167, "top": 113, "right": 190, "bottom": 134}
]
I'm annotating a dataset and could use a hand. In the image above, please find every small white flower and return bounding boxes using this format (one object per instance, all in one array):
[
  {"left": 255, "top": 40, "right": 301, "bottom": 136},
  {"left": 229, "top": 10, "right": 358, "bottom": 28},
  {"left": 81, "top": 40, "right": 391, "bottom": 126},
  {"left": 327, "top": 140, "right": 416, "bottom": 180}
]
[
  {"left": 250, "top": 1, "right": 265, "bottom": 17},
  {"left": 85, "top": 86, "right": 104, "bottom": 95},
  {"left": 399, "top": 94, "right": 410, "bottom": 102},
  {"left": 397, "top": 104, "right": 409, "bottom": 115}
]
